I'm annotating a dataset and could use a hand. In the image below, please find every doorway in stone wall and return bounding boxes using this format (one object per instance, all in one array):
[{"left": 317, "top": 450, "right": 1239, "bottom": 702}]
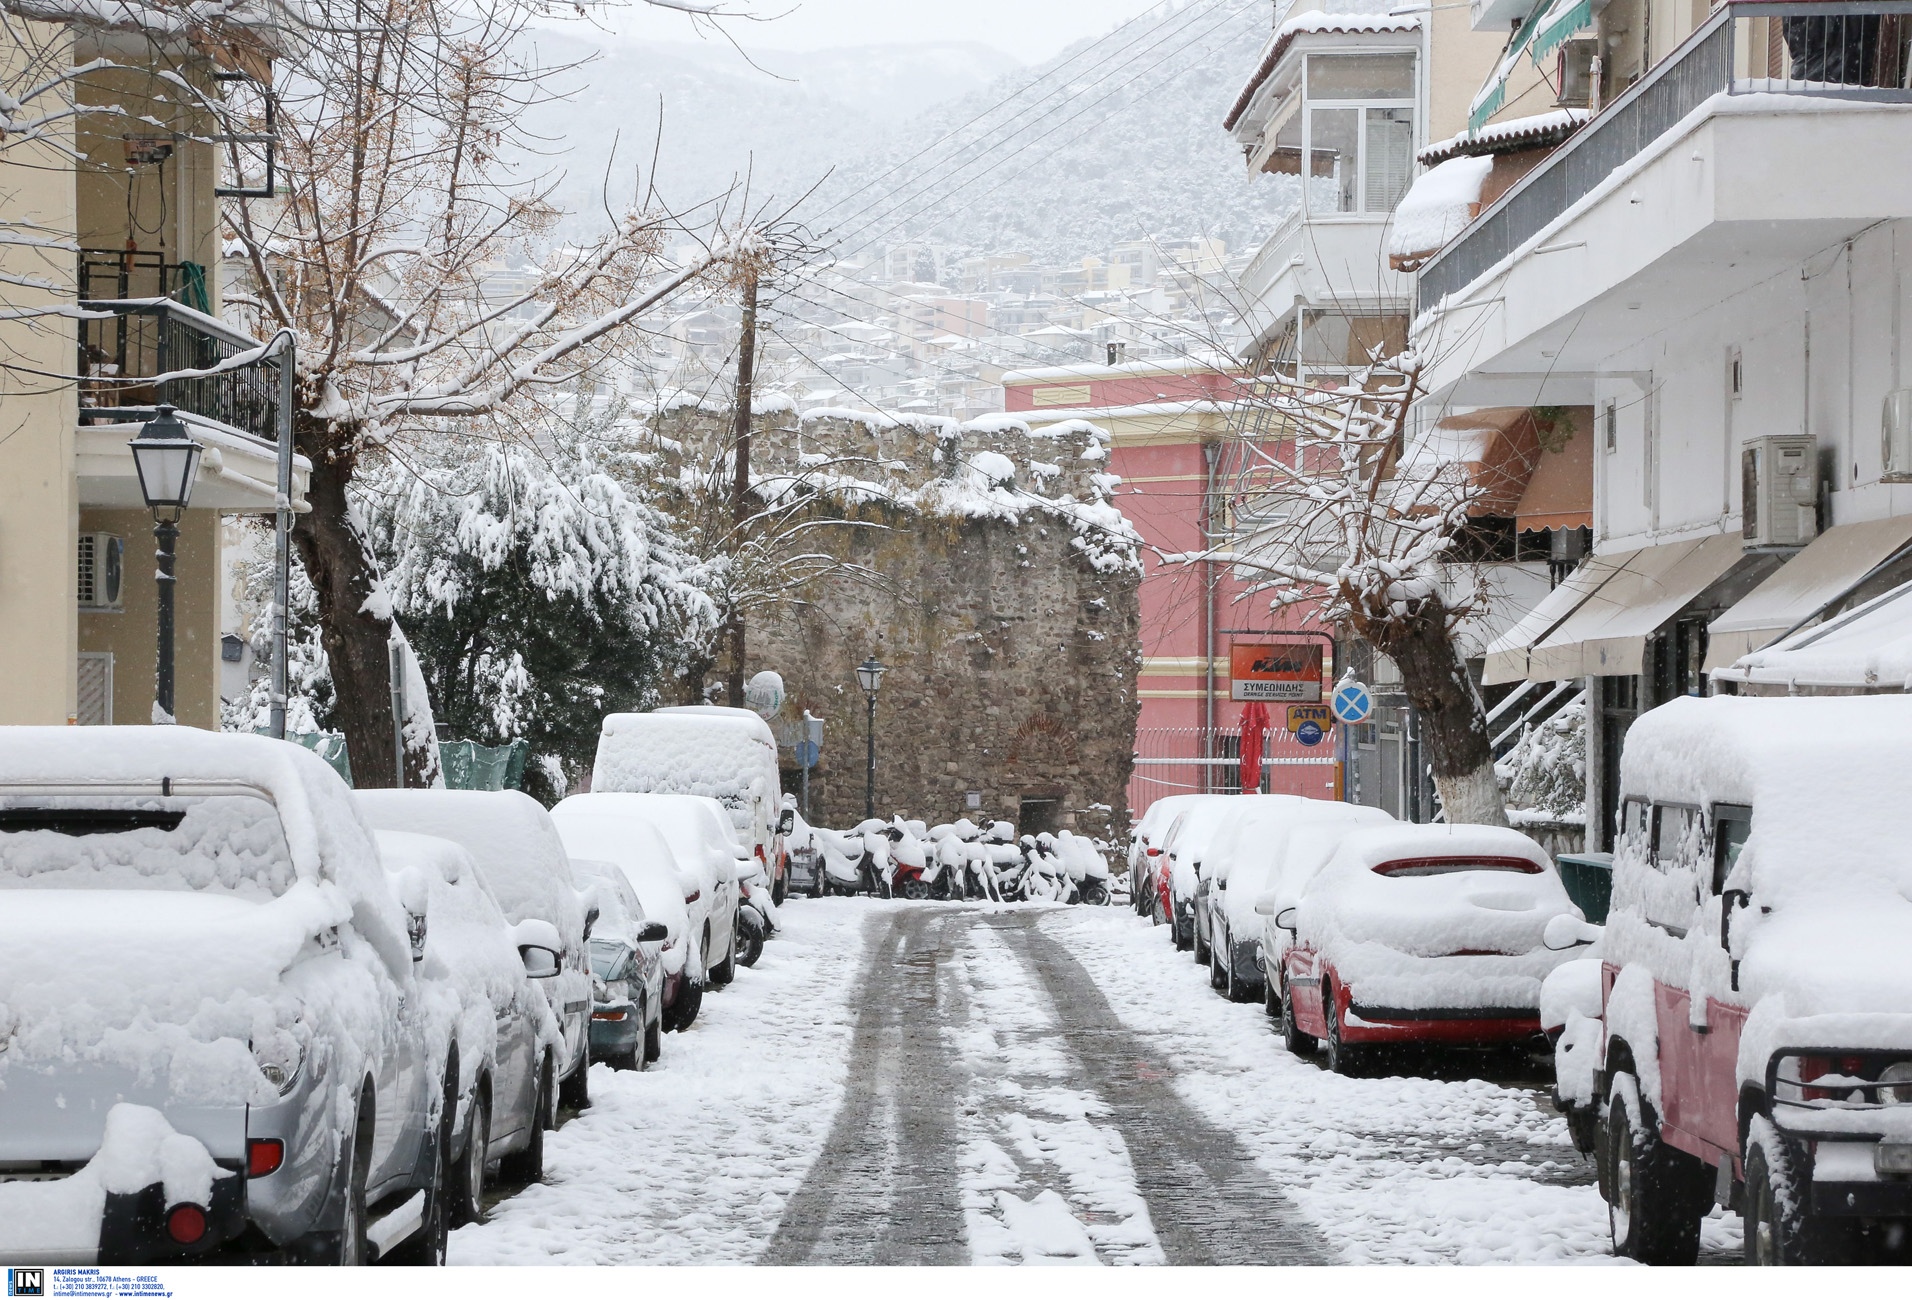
[{"left": 1018, "top": 796, "right": 1062, "bottom": 836}]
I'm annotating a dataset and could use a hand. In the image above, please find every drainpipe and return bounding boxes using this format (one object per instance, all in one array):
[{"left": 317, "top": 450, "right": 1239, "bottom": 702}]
[{"left": 1203, "top": 439, "right": 1221, "bottom": 791}]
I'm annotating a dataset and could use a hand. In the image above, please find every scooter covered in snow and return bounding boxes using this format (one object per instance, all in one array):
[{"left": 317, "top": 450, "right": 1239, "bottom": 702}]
[
  {"left": 884, "top": 818, "right": 932, "bottom": 899},
  {"left": 1055, "top": 829, "right": 1112, "bottom": 905},
  {"left": 927, "top": 819, "right": 994, "bottom": 900}
]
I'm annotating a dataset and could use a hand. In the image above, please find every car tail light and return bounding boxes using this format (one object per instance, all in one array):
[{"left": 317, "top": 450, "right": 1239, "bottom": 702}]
[
  {"left": 1146, "top": 847, "right": 1162, "bottom": 857},
  {"left": 592, "top": 1009, "right": 628, "bottom": 1022},
  {"left": 246, "top": 1138, "right": 284, "bottom": 1178},
  {"left": 684, "top": 890, "right": 701, "bottom": 904},
  {"left": 1372, "top": 856, "right": 1543, "bottom": 877},
  {"left": 166, "top": 1203, "right": 208, "bottom": 1244}
]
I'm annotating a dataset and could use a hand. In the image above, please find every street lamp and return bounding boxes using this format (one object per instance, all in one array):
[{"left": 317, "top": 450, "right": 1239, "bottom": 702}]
[
  {"left": 856, "top": 655, "right": 885, "bottom": 820},
  {"left": 127, "top": 405, "right": 202, "bottom": 724}
]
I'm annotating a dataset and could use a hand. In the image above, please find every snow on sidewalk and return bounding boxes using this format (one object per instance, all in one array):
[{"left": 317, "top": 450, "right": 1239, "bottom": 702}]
[
  {"left": 1041, "top": 907, "right": 1742, "bottom": 1264},
  {"left": 450, "top": 900, "right": 872, "bottom": 1265}
]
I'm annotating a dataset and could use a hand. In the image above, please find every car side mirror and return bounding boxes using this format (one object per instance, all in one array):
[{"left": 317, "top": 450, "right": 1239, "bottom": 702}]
[
  {"left": 636, "top": 921, "right": 669, "bottom": 944},
  {"left": 519, "top": 944, "right": 561, "bottom": 979},
  {"left": 1721, "top": 888, "right": 1750, "bottom": 954},
  {"left": 1253, "top": 891, "right": 1279, "bottom": 917},
  {"left": 1543, "top": 913, "right": 1603, "bottom": 951},
  {"left": 1274, "top": 906, "right": 1297, "bottom": 933},
  {"left": 406, "top": 911, "right": 427, "bottom": 963},
  {"left": 583, "top": 904, "right": 601, "bottom": 942},
  {"left": 778, "top": 810, "right": 795, "bottom": 835}
]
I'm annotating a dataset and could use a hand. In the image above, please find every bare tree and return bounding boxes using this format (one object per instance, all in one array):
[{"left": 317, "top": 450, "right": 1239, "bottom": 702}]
[
  {"left": 214, "top": 0, "right": 777, "bottom": 785},
  {"left": 1174, "top": 354, "right": 1512, "bottom": 827}
]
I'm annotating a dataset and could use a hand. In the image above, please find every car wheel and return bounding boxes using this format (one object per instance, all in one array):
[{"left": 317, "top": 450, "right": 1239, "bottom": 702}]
[
  {"left": 1150, "top": 889, "right": 1165, "bottom": 927},
  {"left": 644, "top": 1011, "right": 663, "bottom": 1065},
  {"left": 709, "top": 935, "right": 737, "bottom": 988},
  {"left": 557, "top": 1047, "right": 590, "bottom": 1110},
  {"left": 448, "top": 1085, "right": 488, "bottom": 1227},
  {"left": 1208, "top": 934, "right": 1227, "bottom": 991},
  {"left": 672, "top": 979, "right": 704, "bottom": 1031},
  {"left": 1224, "top": 948, "right": 1256, "bottom": 1004},
  {"left": 1743, "top": 1121, "right": 1852, "bottom": 1264},
  {"left": 334, "top": 1098, "right": 372, "bottom": 1266},
  {"left": 498, "top": 1056, "right": 550, "bottom": 1184},
  {"left": 1172, "top": 908, "right": 1191, "bottom": 950},
  {"left": 772, "top": 874, "right": 787, "bottom": 906},
  {"left": 1604, "top": 1074, "right": 1703, "bottom": 1265},
  {"left": 1323, "top": 981, "right": 1363, "bottom": 1076},
  {"left": 1280, "top": 979, "right": 1319, "bottom": 1056},
  {"left": 1193, "top": 917, "right": 1210, "bottom": 966}
]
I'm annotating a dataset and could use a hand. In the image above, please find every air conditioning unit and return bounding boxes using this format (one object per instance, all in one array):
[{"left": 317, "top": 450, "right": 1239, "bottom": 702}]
[
  {"left": 77, "top": 532, "right": 125, "bottom": 610},
  {"left": 1741, "top": 435, "right": 1818, "bottom": 548},
  {"left": 1882, "top": 389, "right": 1912, "bottom": 482},
  {"left": 1556, "top": 39, "right": 1598, "bottom": 108}
]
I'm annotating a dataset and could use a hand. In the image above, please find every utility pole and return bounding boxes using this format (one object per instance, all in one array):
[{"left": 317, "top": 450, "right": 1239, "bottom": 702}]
[{"left": 724, "top": 270, "right": 759, "bottom": 710}]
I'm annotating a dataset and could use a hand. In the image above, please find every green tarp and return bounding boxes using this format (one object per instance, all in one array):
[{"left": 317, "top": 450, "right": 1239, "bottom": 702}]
[{"left": 261, "top": 732, "right": 529, "bottom": 792}]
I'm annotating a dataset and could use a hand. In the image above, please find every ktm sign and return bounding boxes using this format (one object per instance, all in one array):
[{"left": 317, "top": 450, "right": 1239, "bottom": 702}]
[{"left": 1229, "top": 642, "right": 1323, "bottom": 702}]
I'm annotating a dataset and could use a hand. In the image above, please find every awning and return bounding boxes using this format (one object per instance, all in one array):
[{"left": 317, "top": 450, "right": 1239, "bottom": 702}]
[
  {"left": 1481, "top": 547, "right": 1627, "bottom": 684},
  {"left": 1703, "top": 516, "right": 1912, "bottom": 670},
  {"left": 1528, "top": 534, "right": 1746, "bottom": 680},
  {"left": 1531, "top": 0, "right": 1593, "bottom": 64},
  {"left": 1715, "top": 578, "right": 1912, "bottom": 690}
]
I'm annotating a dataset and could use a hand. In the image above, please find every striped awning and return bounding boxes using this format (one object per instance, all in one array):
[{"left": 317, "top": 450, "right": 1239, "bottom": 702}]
[
  {"left": 1531, "top": 0, "right": 1593, "bottom": 64},
  {"left": 1467, "top": 0, "right": 1591, "bottom": 135}
]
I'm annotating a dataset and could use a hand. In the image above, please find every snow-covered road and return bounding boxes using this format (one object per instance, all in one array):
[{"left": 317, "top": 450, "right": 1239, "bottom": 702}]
[{"left": 452, "top": 898, "right": 1743, "bottom": 1265}]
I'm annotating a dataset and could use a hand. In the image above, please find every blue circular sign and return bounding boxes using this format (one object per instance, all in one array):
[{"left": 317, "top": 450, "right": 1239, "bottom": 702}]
[
  {"left": 1331, "top": 681, "right": 1373, "bottom": 725},
  {"left": 795, "top": 740, "right": 820, "bottom": 769},
  {"left": 1296, "top": 720, "right": 1325, "bottom": 747}
]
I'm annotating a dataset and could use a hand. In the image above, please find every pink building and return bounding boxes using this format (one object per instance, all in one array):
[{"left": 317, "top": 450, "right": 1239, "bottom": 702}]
[{"left": 1001, "top": 359, "right": 1341, "bottom": 822}]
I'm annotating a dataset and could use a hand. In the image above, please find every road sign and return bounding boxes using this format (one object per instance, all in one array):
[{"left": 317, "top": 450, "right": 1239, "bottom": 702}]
[
  {"left": 1295, "top": 720, "right": 1326, "bottom": 747},
  {"left": 1331, "top": 680, "right": 1373, "bottom": 725},
  {"left": 795, "top": 740, "right": 819, "bottom": 769},
  {"left": 1286, "top": 703, "right": 1332, "bottom": 733},
  {"left": 1229, "top": 642, "right": 1324, "bottom": 702}
]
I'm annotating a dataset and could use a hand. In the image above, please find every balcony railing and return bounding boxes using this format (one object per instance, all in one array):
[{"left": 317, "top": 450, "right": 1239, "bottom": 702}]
[
  {"left": 1418, "top": 0, "right": 1912, "bottom": 313},
  {"left": 78, "top": 255, "right": 283, "bottom": 442}
]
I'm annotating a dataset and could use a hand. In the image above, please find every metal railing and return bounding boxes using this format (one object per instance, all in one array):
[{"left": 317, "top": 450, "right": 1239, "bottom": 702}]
[
  {"left": 79, "top": 295, "right": 283, "bottom": 442},
  {"left": 1419, "top": 1, "right": 1912, "bottom": 313},
  {"left": 1131, "top": 725, "right": 1339, "bottom": 802}
]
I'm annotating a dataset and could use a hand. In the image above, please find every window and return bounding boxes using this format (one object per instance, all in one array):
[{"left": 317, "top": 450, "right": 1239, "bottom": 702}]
[
  {"left": 1711, "top": 804, "right": 1752, "bottom": 895},
  {"left": 1651, "top": 804, "right": 1700, "bottom": 871},
  {"left": 1301, "top": 54, "right": 1416, "bottom": 217}
]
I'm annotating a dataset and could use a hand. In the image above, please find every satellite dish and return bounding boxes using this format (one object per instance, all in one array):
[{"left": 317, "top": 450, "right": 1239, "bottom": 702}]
[{"left": 744, "top": 670, "right": 785, "bottom": 719}]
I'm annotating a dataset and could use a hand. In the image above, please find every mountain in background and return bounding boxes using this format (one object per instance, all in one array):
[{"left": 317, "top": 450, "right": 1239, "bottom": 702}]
[{"left": 524, "top": 0, "right": 1294, "bottom": 266}]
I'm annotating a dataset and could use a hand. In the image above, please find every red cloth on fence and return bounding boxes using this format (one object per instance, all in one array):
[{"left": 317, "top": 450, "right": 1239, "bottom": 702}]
[{"left": 1239, "top": 701, "right": 1270, "bottom": 794}]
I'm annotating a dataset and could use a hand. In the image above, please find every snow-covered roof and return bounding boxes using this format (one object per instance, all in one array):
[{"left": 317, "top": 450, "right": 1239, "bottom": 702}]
[
  {"left": 1418, "top": 109, "right": 1590, "bottom": 166},
  {"left": 1387, "top": 155, "right": 1493, "bottom": 263},
  {"left": 1224, "top": 9, "right": 1423, "bottom": 132}
]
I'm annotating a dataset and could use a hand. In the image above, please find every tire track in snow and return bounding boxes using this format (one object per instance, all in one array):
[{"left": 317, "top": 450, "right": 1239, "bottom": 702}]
[
  {"left": 988, "top": 911, "right": 1333, "bottom": 1265},
  {"left": 759, "top": 906, "right": 968, "bottom": 1264}
]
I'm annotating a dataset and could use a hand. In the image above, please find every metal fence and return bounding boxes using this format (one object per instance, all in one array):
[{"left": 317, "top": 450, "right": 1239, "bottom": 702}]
[
  {"left": 1131, "top": 726, "right": 1340, "bottom": 812},
  {"left": 1419, "top": 1, "right": 1912, "bottom": 312}
]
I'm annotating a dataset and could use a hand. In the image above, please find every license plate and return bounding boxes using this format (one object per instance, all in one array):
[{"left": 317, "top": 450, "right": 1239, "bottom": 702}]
[{"left": 1875, "top": 1143, "right": 1912, "bottom": 1175}]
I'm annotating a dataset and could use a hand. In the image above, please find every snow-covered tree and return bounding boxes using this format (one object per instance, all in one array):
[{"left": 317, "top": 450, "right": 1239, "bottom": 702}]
[
  {"left": 1500, "top": 696, "right": 1587, "bottom": 821},
  {"left": 1188, "top": 355, "right": 1512, "bottom": 826},
  {"left": 213, "top": 0, "right": 772, "bottom": 787},
  {"left": 357, "top": 404, "right": 716, "bottom": 800}
]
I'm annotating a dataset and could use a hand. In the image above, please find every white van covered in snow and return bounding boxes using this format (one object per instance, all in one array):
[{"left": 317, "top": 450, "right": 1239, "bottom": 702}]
[
  {"left": 592, "top": 707, "right": 791, "bottom": 901},
  {"left": 1568, "top": 695, "right": 1912, "bottom": 1266}
]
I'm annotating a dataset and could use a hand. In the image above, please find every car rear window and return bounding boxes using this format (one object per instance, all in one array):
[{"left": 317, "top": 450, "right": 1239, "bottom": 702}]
[
  {"left": 0, "top": 794, "right": 295, "bottom": 896},
  {"left": 1371, "top": 856, "right": 1543, "bottom": 877}
]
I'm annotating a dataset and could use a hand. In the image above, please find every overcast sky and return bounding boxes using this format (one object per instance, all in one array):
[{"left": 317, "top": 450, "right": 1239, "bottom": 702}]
[{"left": 616, "top": 0, "right": 1170, "bottom": 63}]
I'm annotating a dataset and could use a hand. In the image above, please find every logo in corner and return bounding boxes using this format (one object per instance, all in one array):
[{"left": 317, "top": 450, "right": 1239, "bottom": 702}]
[{"left": 8, "top": 1269, "right": 45, "bottom": 1298}]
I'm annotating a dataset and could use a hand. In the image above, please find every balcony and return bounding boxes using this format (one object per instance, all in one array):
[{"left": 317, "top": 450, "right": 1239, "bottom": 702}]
[
  {"left": 1419, "top": 0, "right": 1912, "bottom": 314},
  {"left": 77, "top": 250, "right": 285, "bottom": 443}
]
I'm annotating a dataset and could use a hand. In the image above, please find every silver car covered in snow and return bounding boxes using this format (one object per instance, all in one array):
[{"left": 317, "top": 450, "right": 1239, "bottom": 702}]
[{"left": 0, "top": 729, "right": 444, "bottom": 1265}]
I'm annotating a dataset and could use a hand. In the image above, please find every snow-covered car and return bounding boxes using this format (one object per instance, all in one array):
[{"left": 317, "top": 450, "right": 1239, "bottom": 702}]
[
  {"left": 569, "top": 858, "right": 668, "bottom": 1071},
  {"left": 593, "top": 706, "right": 791, "bottom": 902},
  {"left": 1256, "top": 810, "right": 1399, "bottom": 1040},
  {"left": 374, "top": 831, "right": 564, "bottom": 1217},
  {"left": 1157, "top": 796, "right": 1242, "bottom": 952},
  {"left": 0, "top": 730, "right": 445, "bottom": 1266},
  {"left": 355, "top": 791, "right": 596, "bottom": 1112},
  {"left": 1574, "top": 696, "right": 1912, "bottom": 1266},
  {"left": 1127, "top": 794, "right": 1208, "bottom": 922},
  {"left": 1270, "top": 823, "right": 1581, "bottom": 1075},
  {"left": 1197, "top": 798, "right": 1392, "bottom": 1003},
  {"left": 1182, "top": 794, "right": 1310, "bottom": 962},
  {"left": 547, "top": 801, "right": 705, "bottom": 1032},
  {"left": 554, "top": 792, "right": 742, "bottom": 986}
]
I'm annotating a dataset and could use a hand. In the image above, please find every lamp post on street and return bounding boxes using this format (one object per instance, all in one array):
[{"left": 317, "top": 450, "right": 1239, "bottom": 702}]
[
  {"left": 127, "top": 405, "right": 203, "bottom": 724},
  {"left": 856, "top": 655, "right": 885, "bottom": 820}
]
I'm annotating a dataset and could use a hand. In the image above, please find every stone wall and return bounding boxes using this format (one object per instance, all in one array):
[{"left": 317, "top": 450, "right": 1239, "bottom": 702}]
[{"left": 651, "top": 403, "right": 1142, "bottom": 838}]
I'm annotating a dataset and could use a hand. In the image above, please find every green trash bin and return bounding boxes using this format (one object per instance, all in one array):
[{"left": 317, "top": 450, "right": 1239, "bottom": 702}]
[{"left": 1556, "top": 851, "right": 1614, "bottom": 924}]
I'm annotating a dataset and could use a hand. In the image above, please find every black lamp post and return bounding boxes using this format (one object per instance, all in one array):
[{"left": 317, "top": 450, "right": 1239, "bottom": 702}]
[
  {"left": 856, "top": 655, "right": 885, "bottom": 820},
  {"left": 127, "top": 405, "right": 202, "bottom": 724}
]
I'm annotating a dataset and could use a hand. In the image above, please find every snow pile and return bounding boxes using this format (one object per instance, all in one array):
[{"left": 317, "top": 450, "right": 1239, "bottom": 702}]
[
  {"left": 1296, "top": 824, "right": 1579, "bottom": 1012},
  {"left": 1387, "top": 156, "right": 1493, "bottom": 262},
  {"left": 0, "top": 1104, "right": 230, "bottom": 1263}
]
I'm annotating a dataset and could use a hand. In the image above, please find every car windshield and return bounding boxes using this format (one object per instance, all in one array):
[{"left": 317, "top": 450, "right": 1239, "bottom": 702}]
[
  {"left": 0, "top": 794, "right": 296, "bottom": 896},
  {"left": 588, "top": 938, "right": 630, "bottom": 979},
  {"left": 1371, "top": 856, "right": 1542, "bottom": 878}
]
